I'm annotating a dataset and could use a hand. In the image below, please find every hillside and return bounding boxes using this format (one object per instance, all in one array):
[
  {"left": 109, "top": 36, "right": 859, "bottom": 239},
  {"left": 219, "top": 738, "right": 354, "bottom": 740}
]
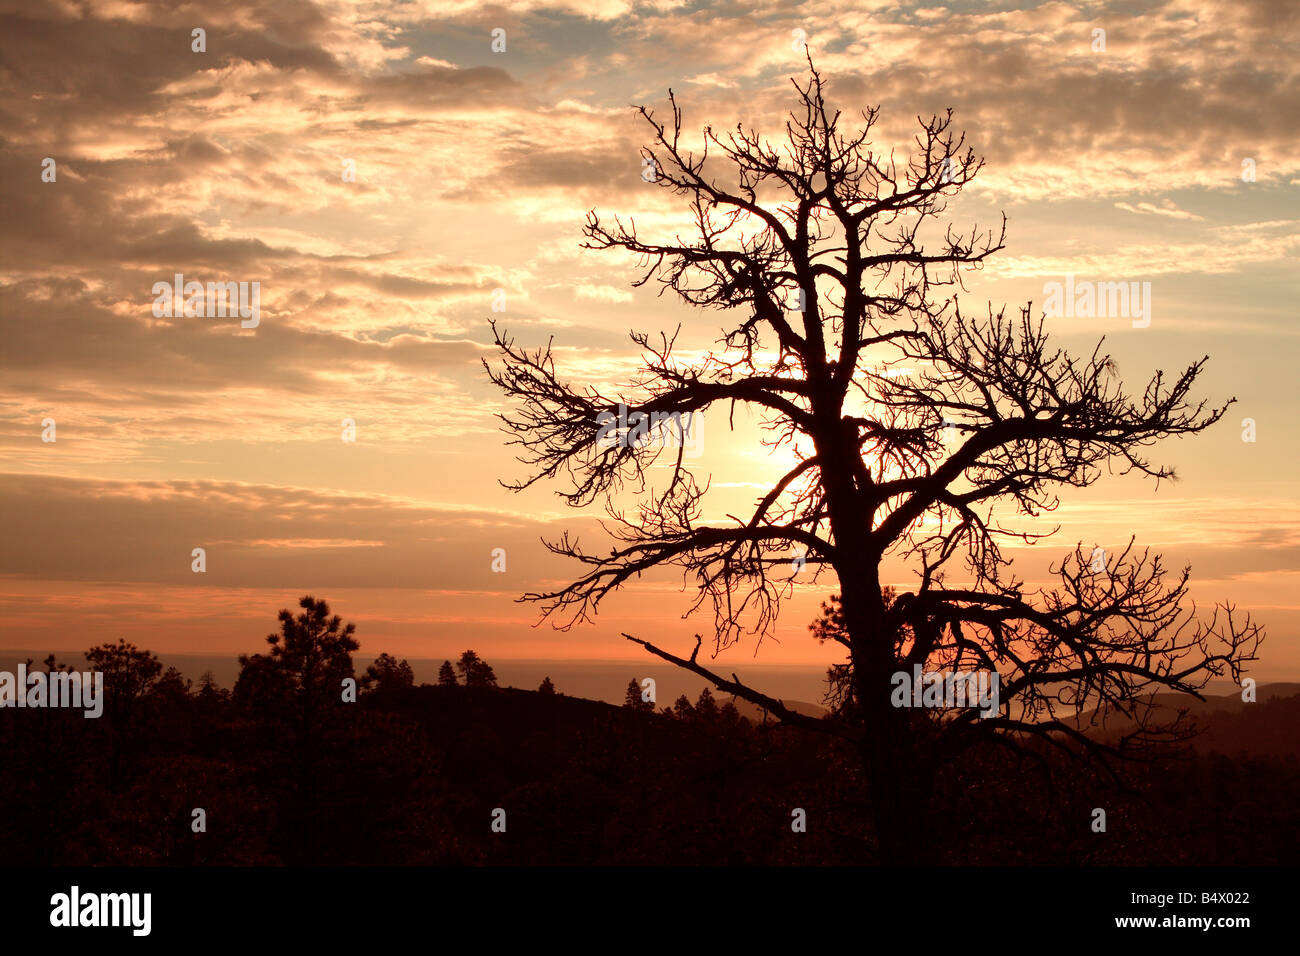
[
  {"left": 2, "top": 678, "right": 1296, "bottom": 866},
  {"left": 1067, "top": 684, "right": 1300, "bottom": 756}
]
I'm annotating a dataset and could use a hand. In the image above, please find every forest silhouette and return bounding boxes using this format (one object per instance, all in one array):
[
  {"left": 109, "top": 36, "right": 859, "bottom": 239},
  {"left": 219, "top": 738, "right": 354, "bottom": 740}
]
[{"left": 0, "top": 595, "right": 1294, "bottom": 866}]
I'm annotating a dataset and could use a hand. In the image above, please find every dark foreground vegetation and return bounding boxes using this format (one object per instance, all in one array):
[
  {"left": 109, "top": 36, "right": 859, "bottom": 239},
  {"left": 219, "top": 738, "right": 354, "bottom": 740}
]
[{"left": 1, "top": 597, "right": 1295, "bottom": 866}]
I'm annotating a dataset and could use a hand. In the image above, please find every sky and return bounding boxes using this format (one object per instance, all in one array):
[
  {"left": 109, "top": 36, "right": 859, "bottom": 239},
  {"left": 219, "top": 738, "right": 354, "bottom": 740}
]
[{"left": 1, "top": 0, "right": 1297, "bottom": 679}]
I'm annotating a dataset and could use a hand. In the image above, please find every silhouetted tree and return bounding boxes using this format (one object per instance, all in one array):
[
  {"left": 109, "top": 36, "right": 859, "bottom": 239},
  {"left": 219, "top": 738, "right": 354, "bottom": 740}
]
[
  {"left": 235, "top": 596, "right": 358, "bottom": 715},
  {"left": 456, "top": 650, "right": 498, "bottom": 688},
  {"left": 85, "top": 638, "right": 163, "bottom": 710},
  {"left": 437, "top": 660, "right": 458, "bottom": 686},
  {"left": 196, "top": 670, "right": 227, "bottom": 704},
  {"left": 362, "top": 653, "right": 414, "bottom": 695},
  {"left": 232, "top": 651, "right": 292, "bottom": 713},
  {"left": 194, "top": 671, "right": 229, "bottom": 727},
  {"left": 233, "top": 596, "right": 360, "bottom": 864},
  {"left": 240, "top": 596, "right": 358, "bottom": 703},
  {"left": 152, "top": 666, "right": 192, "bottom": 701},
  {"left": 719, "top": 699, "right": 742, "bottom": 726},
  {"left": 538, "top": 676, "right": 556, "bottom": 694},
  {"left": 624, "top": 678, "right": 654, "bottom": 712},
  {"left": 83, "top": 639, "right": 164, "bottom": 790},
  {"left": 671, "top": 694, "right": 694, "bottom": 720},
  {"left": 695, "top": 686, "right": 718, "bottom": 721},
  {"left": 486, "top": 60, "right": 1264, "bottom": 862}
]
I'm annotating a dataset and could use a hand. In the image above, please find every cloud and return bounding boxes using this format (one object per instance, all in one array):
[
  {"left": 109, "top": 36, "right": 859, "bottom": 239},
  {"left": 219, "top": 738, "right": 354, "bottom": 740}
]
[
  {"left": 0, "top": 471, "right": 579, "bottom": 588},
  {"left": 574, "top": 284, "right": 634, "bottom": 303},
  {"left": 1114, "top": 200, "right": 1205, "bottom": 221}
]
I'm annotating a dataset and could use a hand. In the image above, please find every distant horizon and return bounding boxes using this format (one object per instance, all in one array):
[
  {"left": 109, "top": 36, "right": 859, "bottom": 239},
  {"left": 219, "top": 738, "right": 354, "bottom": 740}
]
[
  {"left": 3, "top": 647, "right": 1291, "bottom": 712},
  {"left": 6, "top": 646, "right": 1298, "bottom": 674}
]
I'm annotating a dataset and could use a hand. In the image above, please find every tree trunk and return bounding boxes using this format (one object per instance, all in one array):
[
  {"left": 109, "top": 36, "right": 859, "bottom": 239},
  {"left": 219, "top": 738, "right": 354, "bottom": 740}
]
[
  {"left": 857, "top": 707, "right": 933, "bottom": 864},
  {"left": 817, "top": 413, "right": 933, "bottom": 862},
  {"left": 843, "top": 579, "right": 932, "bottom": 864}
]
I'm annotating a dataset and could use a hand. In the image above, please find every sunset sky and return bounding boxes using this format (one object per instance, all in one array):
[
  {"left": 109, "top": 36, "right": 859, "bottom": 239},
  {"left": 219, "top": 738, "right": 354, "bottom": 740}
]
[{"left": 2, "top": 0, "right": 1297, "bottom": 679}]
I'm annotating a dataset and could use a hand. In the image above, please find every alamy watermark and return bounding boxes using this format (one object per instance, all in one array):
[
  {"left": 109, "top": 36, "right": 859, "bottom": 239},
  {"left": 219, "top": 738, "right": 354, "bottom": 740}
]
[
  {"left": 596, "top": 403, "right": 702, "bottom": 457},
  {"left": 890, "top": 665, "right": 1000, "bottom": 719},
  {"left": 1042, "top": 274, "right": 1151, "bottom": 328},
  {"left": 0, "top": 663, "right": 103, "bottom": 718},
  {"left": 151, "top": 273, "right": 260, "bottom": 328},
  {"left": 50, "top": 886, "right": 150, "bottom": 936}
]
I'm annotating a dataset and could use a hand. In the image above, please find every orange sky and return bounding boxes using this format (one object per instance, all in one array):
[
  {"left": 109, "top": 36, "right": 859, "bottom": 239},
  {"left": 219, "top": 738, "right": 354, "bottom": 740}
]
[{"left": 2, "top": 0, "right": 1298, "bottom": 679}]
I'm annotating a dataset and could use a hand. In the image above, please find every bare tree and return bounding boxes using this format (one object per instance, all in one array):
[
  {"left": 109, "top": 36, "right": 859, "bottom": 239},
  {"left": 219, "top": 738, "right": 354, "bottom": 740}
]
[{"left": 484, "top": 60, "right": 1263, "bottom": 861}]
